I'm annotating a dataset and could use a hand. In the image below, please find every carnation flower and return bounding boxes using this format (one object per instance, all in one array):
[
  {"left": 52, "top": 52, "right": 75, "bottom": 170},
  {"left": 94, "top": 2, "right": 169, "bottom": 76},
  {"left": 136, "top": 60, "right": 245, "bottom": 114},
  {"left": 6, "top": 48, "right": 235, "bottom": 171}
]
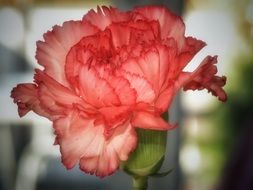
[{"left": 11, "top": 5, "right": 227, "bottom": 177}]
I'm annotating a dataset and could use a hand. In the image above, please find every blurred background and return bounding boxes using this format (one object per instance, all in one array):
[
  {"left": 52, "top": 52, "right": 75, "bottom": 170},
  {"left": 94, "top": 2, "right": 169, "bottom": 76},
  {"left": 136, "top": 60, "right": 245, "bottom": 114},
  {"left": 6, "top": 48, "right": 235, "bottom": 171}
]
[{"left": 0, "top": 0, "right": 253, "bottom": 190}]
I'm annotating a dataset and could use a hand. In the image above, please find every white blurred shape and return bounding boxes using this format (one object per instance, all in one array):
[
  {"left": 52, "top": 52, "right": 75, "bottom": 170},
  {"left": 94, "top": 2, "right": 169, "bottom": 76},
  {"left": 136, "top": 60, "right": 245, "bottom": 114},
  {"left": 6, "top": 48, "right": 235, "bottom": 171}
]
[
  {"left": 0, "top": 7, "right": 24, "bottom": 49},
  {"left": 182, "top": 90, "right": 215, "bottom": 113},
  {"left": 188, "top": 118, "right": 199, "bottom": 136},
  {"left": 180, "top": 144, "right": 201, "bottom": 173}
]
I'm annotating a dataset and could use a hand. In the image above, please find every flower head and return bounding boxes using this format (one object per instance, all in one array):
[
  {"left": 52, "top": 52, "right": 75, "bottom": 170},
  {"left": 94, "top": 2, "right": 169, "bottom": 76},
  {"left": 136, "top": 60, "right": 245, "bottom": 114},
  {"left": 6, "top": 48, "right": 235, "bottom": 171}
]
[{"left": 11, "top": 5, "right": 226, "bottom": 177}]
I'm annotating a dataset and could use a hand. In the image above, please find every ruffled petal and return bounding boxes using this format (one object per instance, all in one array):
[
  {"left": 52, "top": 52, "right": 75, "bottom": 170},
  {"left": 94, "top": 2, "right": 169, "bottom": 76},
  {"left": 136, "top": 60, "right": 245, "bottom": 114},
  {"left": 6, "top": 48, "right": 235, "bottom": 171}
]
[
  {"left": 99, "top": 106, "right": 131, "bottom": 128},
  {"left": 54, "top": 110, "right": 137, "bottom": 177},
  {"left": 178, "top": 37, "right": 206, "bottom": 70},
  {"left": 108, "top": 20, "right": 160, "bottom": 49},
  {"left": 120, "top": 71, "right": 155, "bottom": 103},
  {"left": 122, "top": 44, "right": 176, "bottom": 111},
  {"left": 107, "top": 76, "right": 137, "bottom": 105},
  {"left": 95, "top": 66, "right": 137, "bottom": 105},
  {"left": 65, "top": 30, "right": 113, "bottom": 87},
  {"left": 126, "top": 20, "right": 160, "bottom": 40},
  {"left": 156, "top": 44, "right": 174, "bottom": 91},
  {"left": 133, "top": 5, "right": 185, "bottom": 49},
  {"left": 152, "top": 45, "right": 177, "bottom": 112},
  {"left": 178, "top": 56, "right": 227, "bottom": 101},
  {"left": 80, "top": 121, "right": 137, "bottom": 177},
  {"left": 35, "top": 69, "right": 82, "bottom": 104},
  {"left": 83, "top": 6, "right": 131, "bottom": 30},
  {"left": 79, "top": 65, "right": 120, "bottom": 107},
  {"left": 11, "top": 83, "right": 50, "bottom": 118},
  {"left": 131, "top": 111, "right": 176, "bottom": 130},
  {"left": 108, "top": 23, "right": 131, "bottom": 48},
  {"left": 122, "top": 44, "right": 174, "bottom": 99},
  {"left": 34, "top": 69, "right": 85, "bottom": 117},
  {"left": 137, "top": 48, "right": 160, "bottom": 94},
  {"left": 121, "top": 58, "right": 144, "bottom": 76},
  {"left": 36, "top": 20, "right": 98, "bottom": 86},
  {"left": 153, "top": 39, "right": 207, "bottom": 112},
  {"left": 108, "top": 121, "right": 137, "bottom": 161},
  {"left": 65, "top": 46, "right": 94, "bottom": 87},
  {"left": 54, "top": 112, "right": 100, "bottom": 170},
  {"left": 155, "top": 86, "right": 175, "bottom": 113}
]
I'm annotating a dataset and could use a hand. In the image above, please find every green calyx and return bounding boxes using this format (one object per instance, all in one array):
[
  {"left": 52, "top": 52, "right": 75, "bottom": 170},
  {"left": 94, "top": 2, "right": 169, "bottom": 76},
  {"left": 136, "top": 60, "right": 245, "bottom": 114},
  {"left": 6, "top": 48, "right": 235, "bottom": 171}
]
[
  {"left": 122, "top": 128, "right": 167, "bottom": 177},
  {"left": 121, "top": 128, "right": 168, "bottom": 190},
  {"left": 121, "top": 112, "right": 171, "bottom": 190}
]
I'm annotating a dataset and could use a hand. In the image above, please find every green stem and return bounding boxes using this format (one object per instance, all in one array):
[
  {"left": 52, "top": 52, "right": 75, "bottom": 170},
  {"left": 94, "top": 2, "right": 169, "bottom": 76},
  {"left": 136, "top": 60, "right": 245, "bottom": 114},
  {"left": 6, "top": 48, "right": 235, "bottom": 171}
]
[{"left": 133, "top": 176, "right": 148, "bottom": 190}]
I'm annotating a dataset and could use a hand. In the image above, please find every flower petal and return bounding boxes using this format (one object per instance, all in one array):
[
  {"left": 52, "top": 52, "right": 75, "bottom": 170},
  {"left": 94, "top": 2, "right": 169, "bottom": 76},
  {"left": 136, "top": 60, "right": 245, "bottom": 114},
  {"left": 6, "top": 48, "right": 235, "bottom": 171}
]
[
  {"left": 54, "top": 111, "right": 97, "bottom": 169},
  {"left": 137, "top": 48, "right": 160, "bottom": 94},
  {"left": 36, "top": 20, "right": 98, "bottom": 86},
  {"left": 80, "top": 120, "right": 137, "bottom": 177},
  {"left": 108, "top": 76, "right": 137, "bottom": 105},
  {"left": 155, "top": 86, "right": 175, "bottom": 113},
  {"left": 131, "top": 111, "right": 176, "bottom": 130},
  {"left": 108, "top": 23, "right": 131, "bottom": 48},
  {"left": 126, "top": 20, "right": 160, "bottom": 40},
  {"left": 154, "top": 40, "right": 206, "bottom": 111},
  {"left": 125, "top": 20, "right": 160, "bottom": 44},
  {"left": 95, "top": 66, "right": 137, "bottom": 105},
  {"left": 11, "top": 83, "right": 50, "bottom": 118},
  {"left": 65, "top": 29, "right": 113, "bottom": 87},
  {"left": 79, "top": 65, "right": 120, "bottom": 107},
  {"left": 156, "top": 45, "right": 174, "bottom": 91},
  {"left": 34, "top": 69, "right": 86, "bottom": 117},
  {"left": 121, "top": 71, "right": 155, "bottom": 103},
  {"left": 54, "top": 110, "right": 137, "bottom": 177},
  {"left": 133, "top": 5, "right": 185, "bottom": 49},
  {"left": 80, "top": 121, "right": 137, "bottom": 177},
  {"left": 178, "top": 56, "right": 227, "bottom": 101},
  {"left": 83, "top": 6, "right": 131, "bottom": 30},
  {"left": 65, "top": 46, "right": 94, "bottom": 87},
  {"left": 35, "top": 69, "right": 82, "bottom": 104},
  {"left": 178, "top": 37, "right": 206, "bottom": 70},
  {"left": 108, "top": 121, "right": 137, "bottom": 161},
  {"left": 121, "top": 58, "right": 144, "bottom": 76},
  {"left": 99, "top": 106, "right": 131, "bottom": 127}
]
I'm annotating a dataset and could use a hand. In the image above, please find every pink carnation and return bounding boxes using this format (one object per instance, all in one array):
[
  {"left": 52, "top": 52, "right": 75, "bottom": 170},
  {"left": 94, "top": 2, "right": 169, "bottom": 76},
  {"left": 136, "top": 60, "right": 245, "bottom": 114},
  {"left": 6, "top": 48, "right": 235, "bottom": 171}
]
[{"left": 11, "top": 5, "right": 227, "bottom": 177}]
